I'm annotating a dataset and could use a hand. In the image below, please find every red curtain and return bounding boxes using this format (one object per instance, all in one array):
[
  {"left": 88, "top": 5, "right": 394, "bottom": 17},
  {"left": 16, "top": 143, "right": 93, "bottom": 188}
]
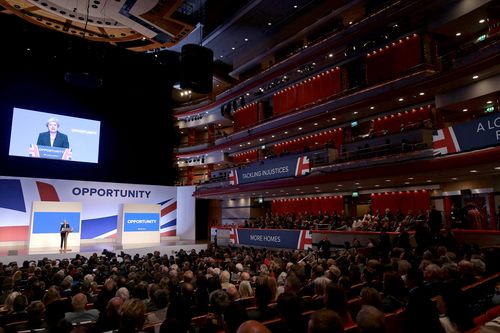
[
  {"left": 272, "top": 196, "right": 344, "bottom": 216},
  {"left": 373, "top": 106, "right": 431, "bottom": 133},
  {"left": 366, "top": 34, "right": 422, "bottom": 85},
  {"left": 233, "top": 103, "right": 259, "bottom": 131},
  {"left": 371, "top": 190, "right": 430, "bottom": 215},
  {"left": 273, "top": 129, "right": 343, "bottom": 155}
]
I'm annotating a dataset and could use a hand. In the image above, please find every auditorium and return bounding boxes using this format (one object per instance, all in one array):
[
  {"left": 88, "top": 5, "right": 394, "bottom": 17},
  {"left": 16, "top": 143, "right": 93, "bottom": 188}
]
[{"left": 0, "top": 0, "right": 499, "bottom": 333}]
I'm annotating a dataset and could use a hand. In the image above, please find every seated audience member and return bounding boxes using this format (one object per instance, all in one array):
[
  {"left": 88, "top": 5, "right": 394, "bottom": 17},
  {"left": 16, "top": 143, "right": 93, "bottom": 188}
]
[
  {"left": 275, "top": 292, "right": 308, "bottom": 333},
  {"left": 360, "top": 287, "right": 383, "bottom": 311},
  {"left": 117, "top": 298, "right": 146, "bottom": 333},
  {"left": 404, "top": 268, "right": 444, "bottom": 333},
  {"left": 356, "top": 305, "right": 386, "bottom": 333},
  {"left": 227, "top": 285, "right": 241, "bottom": 302},
  {"left": 310, "top": 276, "right": 331, "bottom": 310},
  {"left": 381, "top": 271, "right": 407, "bottom": 313},
  {"left": 9, "top": 300, "right": 48, "bottom": 332},
  {"left": 43, "top": 286, "right": 72, "bottom": 329},
  {"left": 144, "top": 289, "right": 169, "bottom": 325},
  {"left": 205, "top": 289, "right": 248, "bottom": 333},
  {"left": 308, "top": 309, "right": 344, "bottom": 333},
  {"left": 435, "top": 283, "right": 474, "bottom": 333},
  {"left": 247, "top": 284, "right": 279, "bottom": 321},
  {"left": 480, "top": 317, "right": 500, "bottom": 333},
  {"left": 93, "top": 296, "right": 124, "bottom": 333},
  {"left": 64, "top": 292, "right": 99, "bottom": 324},
  {"left": 0, "top": 294, "right": 29, "bottom": 328},
  {"left": 116, "top": 287, "right": 130, "bottom": 303},
  {"left": 324, "top": 283, "right": 354, "bottom": 326},
  {"left": 236, "top": 320, "right": 272, "bottom": 333},
  {"left": 239, "top": 280, "right": 254, "bottom": 298}
]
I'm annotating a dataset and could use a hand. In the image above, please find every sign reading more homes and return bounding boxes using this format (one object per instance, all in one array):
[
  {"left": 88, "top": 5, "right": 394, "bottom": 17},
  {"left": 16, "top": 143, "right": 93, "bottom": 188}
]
[
  {"left": 432, "top": 113, "right": 500, "bottom": 156},
  {"left": 229, "top": 155, "right": 310, "bottom": 185}
]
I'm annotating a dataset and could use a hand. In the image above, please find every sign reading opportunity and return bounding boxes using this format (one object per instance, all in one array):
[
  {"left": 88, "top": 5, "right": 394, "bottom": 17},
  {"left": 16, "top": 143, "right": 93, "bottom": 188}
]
[{"left": 124, "top": 212, "right": 160, "bottom": 232}]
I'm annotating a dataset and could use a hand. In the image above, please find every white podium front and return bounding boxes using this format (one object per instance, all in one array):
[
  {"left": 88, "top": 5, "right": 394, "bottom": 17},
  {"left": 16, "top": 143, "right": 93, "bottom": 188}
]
[
  {"left": 117, "top": 203, "right": 161, "bottom": 246},
  {"left": 29, "top": 201, "right": 82, "bottom": 251}
]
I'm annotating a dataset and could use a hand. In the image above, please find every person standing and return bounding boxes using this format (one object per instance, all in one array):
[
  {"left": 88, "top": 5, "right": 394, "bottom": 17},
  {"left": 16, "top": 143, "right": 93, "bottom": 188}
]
[
  {"left": 37, "top": 117, "right": 70, "bottom": 148},
  {"left": 60, "top": 220, "right": 71, "bottom": 252}
]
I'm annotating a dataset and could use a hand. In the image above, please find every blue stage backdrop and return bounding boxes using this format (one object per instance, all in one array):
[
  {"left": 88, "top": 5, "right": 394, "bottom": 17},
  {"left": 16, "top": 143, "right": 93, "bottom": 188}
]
[
  {"left": 32, "top": 212, "right": 81, "bottom": 234},
  {"left": 123, "top": 212, "right": 160, "bottom": 232}
]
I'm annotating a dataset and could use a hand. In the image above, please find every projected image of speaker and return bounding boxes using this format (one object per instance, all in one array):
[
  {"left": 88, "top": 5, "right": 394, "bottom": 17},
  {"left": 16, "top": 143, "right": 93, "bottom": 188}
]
[{"left": 180, "top": 44, "right": 214, "bottom": 94}]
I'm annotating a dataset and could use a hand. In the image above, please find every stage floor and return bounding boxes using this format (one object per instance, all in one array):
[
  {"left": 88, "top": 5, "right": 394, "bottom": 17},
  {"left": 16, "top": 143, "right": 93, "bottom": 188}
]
[{"left": 0, "top": 239, "right": 208, "bottom": 265}]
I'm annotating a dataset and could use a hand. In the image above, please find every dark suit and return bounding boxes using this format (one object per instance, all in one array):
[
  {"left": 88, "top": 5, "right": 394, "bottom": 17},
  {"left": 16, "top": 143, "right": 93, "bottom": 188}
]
[
  {"left": 60, "top": 223, "right": 71, "bottom": 249},
  {"left": 37, "top": 131, "right": 69, "bottom": 148}
]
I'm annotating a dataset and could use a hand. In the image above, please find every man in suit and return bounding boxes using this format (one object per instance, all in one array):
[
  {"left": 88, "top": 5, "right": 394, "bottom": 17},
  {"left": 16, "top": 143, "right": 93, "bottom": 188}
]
[{"left": 37, "top": 117, "right": 69, "bottom": 148}]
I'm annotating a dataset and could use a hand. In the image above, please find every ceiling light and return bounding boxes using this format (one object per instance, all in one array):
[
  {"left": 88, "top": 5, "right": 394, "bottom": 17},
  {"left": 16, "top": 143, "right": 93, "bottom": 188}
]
[
  {"left": 404, "top": 182, "right": 410, "bottom": 185},
  {"left": 219, "top": 55, "right": 223, "bottom": 58},
  {"left": 479, "top": 19, "right": 485, "bottom": 24},
  {"left": 231, "top": 47, "right": 235, "bottom": 50},
  {"left": 494, "top": 167, "right": 500, "bottom": 170},
  {"left": 398, "top": 98, "right": 404, "bottom": 102},
  {"left": 456, "top": 32, "right": 462, "bottom": 36},
  {"left": 328, "top": 53, "right": 333, "bottom": 58},
  {"left": 451, "top": 177, "right": 458, "bottom": 180},
  {"left": 314, "top": 123, "right": 318, "bottom": 126},
  {"left": 349, "top": 21, "right": 353, "bottom": 25},
  {"left": 298, "top": 127, "right": 303, "bottom": 130},
  {"left": 470, "top": 170, "right": 478, "bottom": 173},
  {"left": 271, "top": 135, "right": 275, "bottom": 138},
  {"left": 385, "top": 179, "right": 391, "bottom": 182},
  {"left": 462, "top": 108, "right": 468, "bottom": 112},
  {"left": 353, "top": 111, "right": 358, "bottom": 115},
  {"left": 331, "top": 117, "right": 336, "bottom": 121},
  {"left": 408, "top": 177, "right": 414, "bottom": 180},
  {"left": 419, "top": 92, "right": 425, "bottom": 96},
  {"left": 374, "top": 185, "right": 380, "bottom": 187},
  {"left": 259, "top": 138, "right": 263, "bottom": 142},
  {"left": 355, "top": 182, "right": 360, "bottom": 185},
  {"left": 284, "top": 131, "right": 288, "bottom": 134},
  {"left": 487, "top": 100, "right": 493, "bottom": 104},
  {"left": 370, "top": 106, "right": 375, "bottom": 110},
  {"left": 267, "top": 22, "right": 272, "bottom": 26},
  {"left": 244, "top": 38, "right": 249, "bottom": 42},
  {"left": 426, "top": 180, "right": 432, "bottom": 182},
  {"left": 473, "top": 75, "right": 479, "bottom": 79},
  {"left": 293, "top": 5, "right": 298, "bottom": 9}
]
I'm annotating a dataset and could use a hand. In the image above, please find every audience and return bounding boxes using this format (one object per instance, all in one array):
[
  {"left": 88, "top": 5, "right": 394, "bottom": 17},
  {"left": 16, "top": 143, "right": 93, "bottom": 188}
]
[{"left": 0, "top": 231, "right": 497, "bottom": 333}]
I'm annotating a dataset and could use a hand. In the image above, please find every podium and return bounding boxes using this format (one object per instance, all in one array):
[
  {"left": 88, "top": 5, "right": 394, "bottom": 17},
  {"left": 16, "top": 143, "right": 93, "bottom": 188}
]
[
  {"left": 29, "top": 202, "right": 82, "bottom": 252},
  {"left": 60, "top": 227, "right": 73, "bottom": 252},
  {"left": 29, "top": 144, "right": 72, "bottom": 160},
  {"left": 117, "top": 203, "right": 160, "bottom": 247}
]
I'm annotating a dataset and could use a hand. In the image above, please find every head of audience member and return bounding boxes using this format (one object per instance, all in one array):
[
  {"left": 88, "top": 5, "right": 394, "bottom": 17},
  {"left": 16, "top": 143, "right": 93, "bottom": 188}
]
[
  {"left": 26, "top": 300, "right": 45, "bottom": 324},
  {"left": 356, "top": 305, "right": 386, "bottom": 333},
  {"left": 3, "top": 291, "right": 21, "bottom": 312},
  {"left": 277, "top": 292, "right": 303, "bottom": 324},
  {"left": 12, "top": 294, "right": 28, "bottom": 313},
  {"left": 284, "top": 274, "right": 301, "bottom": 294},
  {"left": 382, "top": 271, "right": 406, "bottom": 299},
  {"left": 313, "top": 276, "right": 331, "bottom": 297},
  {"left": 153, "top": 289, "right": 169, "bottom": 310},
  {"left": 71, "top": 293, "right": 88, "bottom": 312},
  {"left": 360, "top": 287, "right": 383, "bottom": 310},
  {"left": 254, "top": 283, "right": 273, "bottom": 308},
  {"left": 132, "top": 281, "right": 149, "bottom": 300},
  {"left": 236, "top": 320, "right": 272, "bottom": 333},
  {"left": 120, "top": 298, "right": 146, "bottom": 332},
  {"left": 209, "top": 289, "right": 230, "bottom": 314},
  {"left": 227, "top": 286, "right": 240, "bottom": 301},
  {"left": 240, "top": 271, "right": 251, "bottom": 282},
  {"left": 239, "top": 280, "right": 254, "bottom": 298},
  {"left": 308, "top": 309, "right": 344, "bottom": 333},
  {"left": 116, "top": 287, "right": 130, "bottom": 302}
]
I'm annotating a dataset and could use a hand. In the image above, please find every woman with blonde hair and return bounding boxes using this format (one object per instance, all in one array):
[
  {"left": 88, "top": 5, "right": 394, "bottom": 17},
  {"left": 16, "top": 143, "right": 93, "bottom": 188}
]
[{"left": 239, "top": 280, "right": 254, "bottom": 298}]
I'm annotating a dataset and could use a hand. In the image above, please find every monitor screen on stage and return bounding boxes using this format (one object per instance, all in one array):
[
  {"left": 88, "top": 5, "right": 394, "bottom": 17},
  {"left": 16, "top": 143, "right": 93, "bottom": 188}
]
[
  {"left": 8, "top": 107, "right": 100, "bottom": 163},
  {"left": 32, "top": 211, "right": 81, "bottom": 234}
]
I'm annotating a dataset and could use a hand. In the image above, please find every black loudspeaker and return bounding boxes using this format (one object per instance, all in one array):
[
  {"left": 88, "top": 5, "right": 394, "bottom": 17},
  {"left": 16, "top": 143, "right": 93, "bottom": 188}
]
[
  {"left": 460, "top": 189, "right": 472, "bottom": 196},
  {"left": 180, "top": 44, "right": 214, "bottom": 94}
]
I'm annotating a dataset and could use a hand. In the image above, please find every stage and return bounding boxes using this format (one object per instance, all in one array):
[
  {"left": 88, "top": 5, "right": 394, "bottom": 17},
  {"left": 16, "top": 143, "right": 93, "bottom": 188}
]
[{"left": 0, "top": 239, "right": 208, "bottom": 265}]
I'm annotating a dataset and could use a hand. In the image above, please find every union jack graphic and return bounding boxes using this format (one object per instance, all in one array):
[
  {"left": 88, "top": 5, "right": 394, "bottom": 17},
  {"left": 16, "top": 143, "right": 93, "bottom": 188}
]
[
  {"left": 62, "top": 148, "right": 72, "bottom": 161},
  {"left": 28, "top": 144, "right": 39, "bottom": 158},
  {"left": 295, "top": 156, "right": 310, "bottom": 176},
  {"left": 229, "top": 227, "right": 239, "bottom": 244},
  {"left": 432, "top": 127, "right": 461, "bottom": 156},
  {"left": 159, "top": 198, "right": 177, "bottom": 237},
  {"left": 229, "top": 169, "right": 239, "bottom": 185},
  {"left": 298, "top": 230, "right": 312, "bottom": 250}
]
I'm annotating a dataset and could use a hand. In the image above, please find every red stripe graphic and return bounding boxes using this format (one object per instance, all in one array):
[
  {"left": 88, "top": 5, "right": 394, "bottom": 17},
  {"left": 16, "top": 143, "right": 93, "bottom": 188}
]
[
  {"left": 36, "top": 181, "right": 60, "bottom": 201},
  {"left": 161, "top": 202, "right": 177, "bottom": 216}
]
